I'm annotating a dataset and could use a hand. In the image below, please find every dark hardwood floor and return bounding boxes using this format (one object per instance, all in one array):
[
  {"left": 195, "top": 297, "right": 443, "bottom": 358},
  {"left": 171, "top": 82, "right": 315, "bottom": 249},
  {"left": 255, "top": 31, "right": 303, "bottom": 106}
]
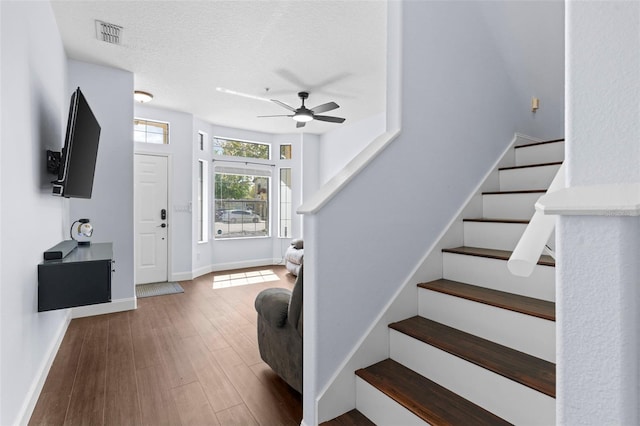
[{"left": 29, "top": 266, "right": 302, "bottom": 426}]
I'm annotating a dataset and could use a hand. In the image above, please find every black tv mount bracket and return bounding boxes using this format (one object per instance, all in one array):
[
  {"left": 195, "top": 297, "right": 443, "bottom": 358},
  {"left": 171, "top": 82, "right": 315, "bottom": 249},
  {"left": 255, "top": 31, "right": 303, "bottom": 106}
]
[{"left": 46, "top": 150, "right": 61, "bottom": 174}]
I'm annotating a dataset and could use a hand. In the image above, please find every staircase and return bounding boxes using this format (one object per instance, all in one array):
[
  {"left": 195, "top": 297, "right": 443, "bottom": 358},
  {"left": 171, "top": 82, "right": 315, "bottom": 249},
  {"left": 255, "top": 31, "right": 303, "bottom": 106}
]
[{"left": 322, "top": 138, "right": 564, "bottom": 425}]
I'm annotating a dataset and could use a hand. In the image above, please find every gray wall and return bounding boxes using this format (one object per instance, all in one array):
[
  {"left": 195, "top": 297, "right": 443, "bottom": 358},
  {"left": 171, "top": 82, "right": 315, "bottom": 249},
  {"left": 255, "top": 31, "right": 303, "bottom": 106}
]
[
  {"left": 0, "top": 2, "right": 68, "bottom": 424},
  {"left": 479, "top": 1, "right": 565, "bottom": 139},
  {"left": 68, "top": 60, "right": 134, "bottom": 301},
  {"left": 318, "top": 112, "right": 385, "bottom": 185}
]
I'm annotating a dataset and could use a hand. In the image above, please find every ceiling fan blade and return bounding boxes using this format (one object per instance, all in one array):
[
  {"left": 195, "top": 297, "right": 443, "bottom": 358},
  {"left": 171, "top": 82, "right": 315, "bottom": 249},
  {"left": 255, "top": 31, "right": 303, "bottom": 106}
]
[
  {"left": 296, "top": 121, "right": 306, "bottom": 128},
  {"left": 314, "top": 115, "right": 346, "bottom": 123},
  {"left": 311, "top": 101, "right": 339, "bottom": 114},
  {"left": 257, "top": 114, "right": 294, "bottom": 118},
  {"left": 271, "top": 99, "right": 297, "bottom": 112}
]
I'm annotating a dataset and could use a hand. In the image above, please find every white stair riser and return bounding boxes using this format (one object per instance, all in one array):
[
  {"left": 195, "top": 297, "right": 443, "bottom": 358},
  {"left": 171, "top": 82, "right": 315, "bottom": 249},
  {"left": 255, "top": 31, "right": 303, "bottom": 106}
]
[
  {"left": 463, "top": 221, "right": 528, "bottom": 251},
  {"left": 355, "top": 378, "right": 427, "bottom": 426},
  {"left": 390, "top": 330, "right": 555, "bottom": 426},
  {"left": 515, "top": 141, "right": 565, "bottom": 166},
  {"left": 499, "top": 164, "right": 561, "bottom": 192},
  {"left": 443, "top": 253, "right": 555, "bottom": 302},
  {"left": 418, "top": 289, "right": 556, "bottom": 362},
  {"left": 482, "top": 192, "right": 542, "bottom": 220}
]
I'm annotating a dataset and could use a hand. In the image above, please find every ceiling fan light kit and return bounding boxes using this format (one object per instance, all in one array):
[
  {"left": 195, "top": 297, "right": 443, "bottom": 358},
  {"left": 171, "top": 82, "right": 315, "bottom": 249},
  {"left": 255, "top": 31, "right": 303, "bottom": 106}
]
[
  {"left": 293, "top": 110, "right": 313, "bottom": 122},
  {"left": 258, "top": 91, "right": 346, "bottom": 128}
]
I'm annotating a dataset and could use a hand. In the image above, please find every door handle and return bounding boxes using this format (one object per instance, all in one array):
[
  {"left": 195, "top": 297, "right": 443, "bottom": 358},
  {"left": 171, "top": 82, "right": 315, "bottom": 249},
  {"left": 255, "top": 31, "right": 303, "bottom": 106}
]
[{"left": 158, "top": 223, "right": 167, "bottom": 228}]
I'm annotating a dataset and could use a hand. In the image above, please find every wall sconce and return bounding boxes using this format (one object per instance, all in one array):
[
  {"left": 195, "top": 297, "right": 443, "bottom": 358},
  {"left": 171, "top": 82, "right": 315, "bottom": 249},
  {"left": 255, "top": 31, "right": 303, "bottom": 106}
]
[
  {"left": 70, "top": 218, "right": 93, "bottom": 245},
  {"left": 531, "top": 97, "right": 540, "bottom": 113}
]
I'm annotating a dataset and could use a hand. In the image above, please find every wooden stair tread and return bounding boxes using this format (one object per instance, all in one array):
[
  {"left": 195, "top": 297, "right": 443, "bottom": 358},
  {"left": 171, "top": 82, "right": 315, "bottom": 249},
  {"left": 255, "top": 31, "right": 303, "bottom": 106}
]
[
  {"left": 463, "top": 218, "right": 529, "bottom": 224},
  {"left": 356, "top": 359, "right": 512, "bottom": 425},
  {"left": 514, "top": 138, "right": 564, "bottom": 149},
  {"left": 482, "top": 189, "right": 547, "bottom": 195},
  {"left": 499, "top": 161, "right": 563, "bottom": 171},
  {"left": 443, "top": 246, "right": 555, "bottom": 267},
  {"left": 320, "top": 409, "right": 375, "bottom": 426},
  {"left": 418, "top": 279, "right": 555, "bottom": 321},
  {"left": 389, "top": 317, "right": 556, "bottom": 397}
]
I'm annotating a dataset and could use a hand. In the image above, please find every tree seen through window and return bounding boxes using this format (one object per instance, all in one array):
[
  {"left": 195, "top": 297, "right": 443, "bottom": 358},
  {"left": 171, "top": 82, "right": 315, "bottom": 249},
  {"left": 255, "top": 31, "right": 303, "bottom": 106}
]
[{"left": 213, "top": 138, "right": 269, "bottom": 159}]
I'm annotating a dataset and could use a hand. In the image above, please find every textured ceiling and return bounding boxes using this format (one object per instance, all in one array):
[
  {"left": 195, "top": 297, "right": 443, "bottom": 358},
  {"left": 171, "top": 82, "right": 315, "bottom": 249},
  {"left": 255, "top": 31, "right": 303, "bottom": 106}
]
[{"left": 50, "top": 0, "right": 387, "bottom": 135}]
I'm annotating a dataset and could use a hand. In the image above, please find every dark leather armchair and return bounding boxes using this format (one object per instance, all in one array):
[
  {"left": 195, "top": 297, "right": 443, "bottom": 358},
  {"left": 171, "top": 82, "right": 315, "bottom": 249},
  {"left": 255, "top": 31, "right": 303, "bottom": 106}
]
[{"left": 254, "top": 268, "right": 303, "bottom": 393}]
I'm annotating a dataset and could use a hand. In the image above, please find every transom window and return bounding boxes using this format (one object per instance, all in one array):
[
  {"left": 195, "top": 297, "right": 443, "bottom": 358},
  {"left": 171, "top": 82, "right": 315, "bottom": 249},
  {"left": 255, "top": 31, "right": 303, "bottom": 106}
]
[
  {"left": 213, "top": 137, "right": 270, "bottom": 160},
  {"left": 280, "top": 144, "right": 292, "bottom": 159},
  {"left": 134, "top": 118, "right": 169, "bottom": 144}
]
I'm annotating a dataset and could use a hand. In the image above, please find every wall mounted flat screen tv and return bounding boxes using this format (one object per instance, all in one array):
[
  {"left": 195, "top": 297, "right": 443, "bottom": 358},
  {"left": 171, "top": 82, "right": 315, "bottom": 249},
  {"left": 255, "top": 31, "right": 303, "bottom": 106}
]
[{"left": 51, "top": 87, "right": 101, "bottom": 198}]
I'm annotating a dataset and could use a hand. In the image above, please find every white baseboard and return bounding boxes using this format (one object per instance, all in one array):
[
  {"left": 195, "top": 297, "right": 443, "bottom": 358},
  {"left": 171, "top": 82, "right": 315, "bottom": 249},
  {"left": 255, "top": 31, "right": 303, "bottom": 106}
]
[
  {"left": 17, "top": 311, "right": 71, "bottom": 426},
  {"left": 171, "top": 270, "right": 197, "bottom": 281},
  {"left": 172, "top": 258, "right": 285, "bottom": 282},
  {"left": 71, "top": 297, "right": 137, "bottom": 319},
  {"left": 513, "top": 132, "right": 544, "bottom": 146},
  {"left": 211, "top": 258, "right": 283, "bottom": 272}
]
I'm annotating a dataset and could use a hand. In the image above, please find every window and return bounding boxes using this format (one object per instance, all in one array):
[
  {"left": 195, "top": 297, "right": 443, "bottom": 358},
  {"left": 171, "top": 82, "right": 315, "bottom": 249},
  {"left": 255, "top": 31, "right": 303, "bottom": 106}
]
[
  {"left": 279, "top": 168, "right": 292, "bottom": 238},
  {"left": 280, "top": 144, "right": 292, "bottom": 159},
  {"left": 134, "top": 118, "right": 169, "bottom": 144},
  {"left": 214, "top": 172, "right": 269, "bottom": 239},
  {"left": 198, "top": 132, "right": 206, "bottom": 151},
  {"left": 198, "top": 160, "right": 208, "bottom": 242},
  {"left": 213, "top": 137, "right": 269, "bottom": 159}
]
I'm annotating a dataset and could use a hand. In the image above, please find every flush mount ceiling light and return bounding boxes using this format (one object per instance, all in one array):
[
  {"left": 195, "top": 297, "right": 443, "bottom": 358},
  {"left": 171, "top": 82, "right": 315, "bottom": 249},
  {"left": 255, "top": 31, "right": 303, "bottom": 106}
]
[{"left": 134, "top": 90, "right": 153, "bottom": 103}]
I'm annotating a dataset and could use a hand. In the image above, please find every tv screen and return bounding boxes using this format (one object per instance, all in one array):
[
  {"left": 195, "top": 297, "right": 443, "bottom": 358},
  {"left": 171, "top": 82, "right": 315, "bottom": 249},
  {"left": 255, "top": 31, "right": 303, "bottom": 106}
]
[{"left": 52, "top": 87, "right": 101, "bottom": 198}]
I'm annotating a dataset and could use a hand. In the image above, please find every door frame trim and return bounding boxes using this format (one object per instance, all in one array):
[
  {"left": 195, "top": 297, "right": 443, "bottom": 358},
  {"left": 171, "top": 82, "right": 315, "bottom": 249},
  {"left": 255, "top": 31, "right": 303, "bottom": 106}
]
[{"left": 134, "top": 151, "right": 173, "bottom": 284}]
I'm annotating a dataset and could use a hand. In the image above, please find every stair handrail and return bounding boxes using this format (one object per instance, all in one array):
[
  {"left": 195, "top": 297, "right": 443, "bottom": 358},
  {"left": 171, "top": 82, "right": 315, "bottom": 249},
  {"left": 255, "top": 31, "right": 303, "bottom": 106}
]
[{"left": 507, "top": 163, "right": 565, "bottom": 277}]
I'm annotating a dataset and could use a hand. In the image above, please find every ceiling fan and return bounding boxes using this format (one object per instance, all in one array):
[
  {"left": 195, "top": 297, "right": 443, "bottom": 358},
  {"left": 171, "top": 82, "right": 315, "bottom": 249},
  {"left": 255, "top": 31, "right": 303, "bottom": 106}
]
[{"left": 259, "top": 91, "right": 346, "bottom": 128}]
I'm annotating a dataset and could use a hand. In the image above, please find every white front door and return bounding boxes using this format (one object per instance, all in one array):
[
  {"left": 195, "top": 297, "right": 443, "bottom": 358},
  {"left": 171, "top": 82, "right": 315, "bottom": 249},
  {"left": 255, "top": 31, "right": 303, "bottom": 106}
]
[{"left": 134, "top": 154, "right": 169, "bottom": 284}]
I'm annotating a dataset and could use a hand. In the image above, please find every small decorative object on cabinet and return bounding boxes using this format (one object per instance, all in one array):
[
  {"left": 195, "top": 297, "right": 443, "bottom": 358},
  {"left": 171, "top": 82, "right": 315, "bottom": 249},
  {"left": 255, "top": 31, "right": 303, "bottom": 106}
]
[
  {"left": 70, "top": 218, "right": 93, "bottom": 245},
  {"left": 38, "top": 242, "right": 113, "bottom": 312}
]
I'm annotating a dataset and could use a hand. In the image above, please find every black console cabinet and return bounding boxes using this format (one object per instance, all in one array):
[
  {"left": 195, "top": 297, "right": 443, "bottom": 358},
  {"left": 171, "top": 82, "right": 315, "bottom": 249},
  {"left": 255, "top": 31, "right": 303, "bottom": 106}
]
[{"left": 38, "top": 243, "right": 113, "bottom": 312}]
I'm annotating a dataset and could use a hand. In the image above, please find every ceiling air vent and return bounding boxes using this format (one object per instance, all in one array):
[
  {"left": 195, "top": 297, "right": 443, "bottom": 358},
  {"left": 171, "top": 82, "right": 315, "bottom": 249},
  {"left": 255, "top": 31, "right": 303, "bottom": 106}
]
[{"left": 95, "top": 20, "right": 123, "bottom": 45}]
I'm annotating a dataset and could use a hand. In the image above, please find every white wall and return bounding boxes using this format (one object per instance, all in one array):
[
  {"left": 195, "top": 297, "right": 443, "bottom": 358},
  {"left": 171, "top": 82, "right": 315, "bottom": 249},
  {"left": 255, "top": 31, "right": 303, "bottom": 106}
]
[
  {"left": 0, "top": 2, "right": 69, "bottom": 424},
  {"left": 318, "top": 112, "right": 385, "bottom": 185},
  {"left": 559, "top": 2, "right": 640, "bottom": 424},
  {"left": 68, "top": 60, "right": 134, "bottom": 306},
  {"left": 303, "top": 1, "right": 565, "bottom": 423}
]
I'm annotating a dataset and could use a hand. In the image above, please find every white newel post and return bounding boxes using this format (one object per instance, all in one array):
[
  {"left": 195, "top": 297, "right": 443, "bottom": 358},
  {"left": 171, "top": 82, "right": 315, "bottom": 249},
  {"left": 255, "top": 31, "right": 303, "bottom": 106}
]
[{"left": 554, "top": 1, "right": 640, "bottom": 424}]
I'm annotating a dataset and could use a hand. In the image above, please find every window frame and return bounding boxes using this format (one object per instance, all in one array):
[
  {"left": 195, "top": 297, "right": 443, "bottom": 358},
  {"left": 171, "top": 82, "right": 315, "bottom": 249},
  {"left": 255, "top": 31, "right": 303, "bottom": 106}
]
[
  {"left": 198, "top": 159, "right": 209, "bottom": 243},
  {"left": 213, "top": 171, "right": 271, "bottom": 240},
  {"left": 212, "top": 136, "right": 271, "bottom": 160},
  {"left": 134, "top": 118, "right": 170, "bottom": 144},
  {"left": 278, "top": 167, "right": 292, "bottom": 238},
  {"left": 279, "top": 144, "right": 292, "bottom": 160},
  {"left": 198, "top": 131, "right": 206, "bottom": 151}
]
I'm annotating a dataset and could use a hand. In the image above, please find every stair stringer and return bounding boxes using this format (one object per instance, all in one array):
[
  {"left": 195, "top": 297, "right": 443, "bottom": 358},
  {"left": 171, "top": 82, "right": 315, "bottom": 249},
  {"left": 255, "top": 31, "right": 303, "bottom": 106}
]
[{"left": 316, "top": 133, "right": 541, "bottom": 423}]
